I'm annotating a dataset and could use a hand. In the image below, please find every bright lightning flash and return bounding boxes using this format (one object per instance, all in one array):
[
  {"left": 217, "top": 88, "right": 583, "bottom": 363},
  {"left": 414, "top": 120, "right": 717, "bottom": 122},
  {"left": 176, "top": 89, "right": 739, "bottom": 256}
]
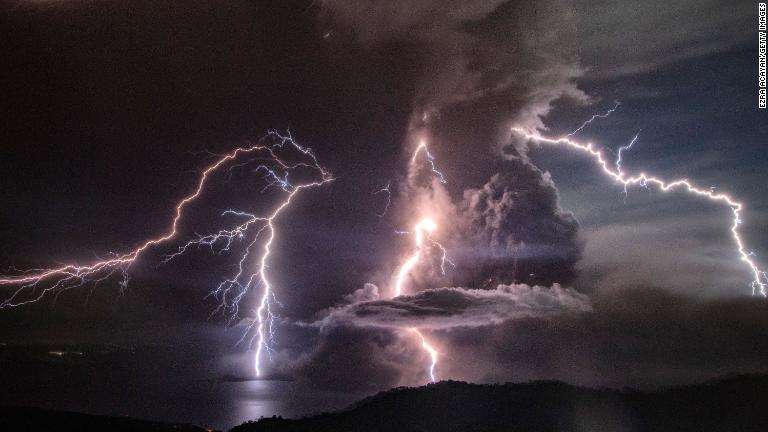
[
  {"left": 392, "top": 217, "right": 444, "bottom": 382},
  {"left": 512, "top": 127, "right": 767, "bottom": 296},
  {"left": 0, "top": 130, "right": 333, "bottom": 377},
  {"left": 410, "top": 327, "right": 438, "bottom": 383},
  {"left": 393, "top": 218, "right": 437, "bottom": 298},
  {"left": 387, "top": 140, "right": 454, "bottom": 383}
]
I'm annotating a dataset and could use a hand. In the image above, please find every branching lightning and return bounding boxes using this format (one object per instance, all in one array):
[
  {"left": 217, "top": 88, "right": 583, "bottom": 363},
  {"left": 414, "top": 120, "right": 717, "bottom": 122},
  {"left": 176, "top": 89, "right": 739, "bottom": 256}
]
[
  {"left": 386, "top": 140, "right": 454, "bottom": 383},
  {"left": 392, "top": 217, "right": 447, "bottom": 382},
  {"left": 0, "top": 130, "right": 333, "bottom": 376},
  {"left": 412, "top": 141, "right": 447, "bottom": 184},
  {"left": 511, "top": 127, "right": 767, "bottom": 296}
]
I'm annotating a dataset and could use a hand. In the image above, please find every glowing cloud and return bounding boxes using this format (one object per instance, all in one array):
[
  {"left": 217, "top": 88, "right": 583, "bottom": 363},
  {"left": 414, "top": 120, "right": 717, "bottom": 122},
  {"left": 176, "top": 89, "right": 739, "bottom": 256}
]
[
  {"left": 393, "top": 218, "right": 438, "bottom": 298},
  {"left": 315, "top": 284, "right": 592, "bottom": 330}
]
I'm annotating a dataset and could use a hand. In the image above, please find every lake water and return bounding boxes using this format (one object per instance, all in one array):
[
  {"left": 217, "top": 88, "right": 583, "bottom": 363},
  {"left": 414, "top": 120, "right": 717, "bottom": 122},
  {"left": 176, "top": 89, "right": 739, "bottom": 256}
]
[
  {"left": 192, "top": 379, "right": 360, "bottom": 429},
  {"left": 0, "top": 347, "right": 362, "bottom": 430}
]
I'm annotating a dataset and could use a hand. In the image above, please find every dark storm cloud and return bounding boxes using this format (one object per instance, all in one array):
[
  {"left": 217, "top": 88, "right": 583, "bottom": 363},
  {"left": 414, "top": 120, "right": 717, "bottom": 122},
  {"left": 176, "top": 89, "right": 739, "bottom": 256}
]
[
  {"left": 323, "top": 0, "right": 754, "bottom": 168},
  {"left": 376, "top": 157, "right": 583, "bottom": 293},
  {"left": 326, "top": 0, "right": 751, "bottom": 81},
  {"left": 313, "top": 283, "right": 590, "bottom": 330},
  {"left": 322, "top": 0, "right": 588, "bottom": 129},
  {"left": 453, "top": 158, "right": 581, "bottom": 286},
  {"left": 322, "top": 0, "right": 588, "bottom": 294},
  {"left": 311, "top": 0, "right": 768, "bottom": 396}
]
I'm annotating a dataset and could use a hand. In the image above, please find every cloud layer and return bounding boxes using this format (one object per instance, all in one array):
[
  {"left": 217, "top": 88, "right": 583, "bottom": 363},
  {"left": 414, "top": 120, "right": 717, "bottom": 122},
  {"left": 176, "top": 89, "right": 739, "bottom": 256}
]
[
  {"left": 288, "top": 287, "right": 768, "bottom": 391},
  {"left": 315, "top": 283, "right": 591, "bottom": 330}
]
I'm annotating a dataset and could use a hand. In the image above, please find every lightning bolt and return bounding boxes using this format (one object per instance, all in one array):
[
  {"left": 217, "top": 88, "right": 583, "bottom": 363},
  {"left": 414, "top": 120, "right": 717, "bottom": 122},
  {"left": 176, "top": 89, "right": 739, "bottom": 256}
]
[
  {"left": 374, "top": 181, "right": 392, "bottom": 218},
  {"left": 566, "top": 100, "right": 621, "bottom": 137},
  {"left": 511, "top": 127, "right": 767, "bottom": 297},
  {"left": 0, "top": 130, "right": 333, "bottom": 377},
  {"left": 392, "top": 218, "right": 444, "bottom": 383},
  {"left": 410, "top": 327, "right": 437, "bottom": 383},
  {"left": 412, "top": 141, "right": 447, "bottom": 184},
  {"left": 616, "top": 131, "right": 640, "bottom": 174},
  {"left": 386, "top": 140, "right": 453, "bottom": 383},
  {"left": 616, "top": 131, "right": 641, "bottom": 201},
  {"left": 393, "top": 217, "right": 445, "bottom": 383},
  {"left": 393, "top": 218, "right": 438, "bottom": 298}
]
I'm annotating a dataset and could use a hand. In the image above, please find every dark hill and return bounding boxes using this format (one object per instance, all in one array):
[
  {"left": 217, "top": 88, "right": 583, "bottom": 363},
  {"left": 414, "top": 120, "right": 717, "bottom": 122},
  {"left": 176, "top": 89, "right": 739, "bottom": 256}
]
[
  {"left": 0, "top": 406, "right": 208, "bottom": 432},
  {"left": 232, "top": 375, "right": 768, "bottom": 432}
]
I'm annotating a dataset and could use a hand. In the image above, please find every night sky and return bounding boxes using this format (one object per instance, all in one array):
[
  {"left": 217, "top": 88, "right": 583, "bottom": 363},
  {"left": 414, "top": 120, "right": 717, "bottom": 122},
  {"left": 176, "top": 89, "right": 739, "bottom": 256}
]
[{"left": 1, "top": 0, "right": 767, "bottom": 429}]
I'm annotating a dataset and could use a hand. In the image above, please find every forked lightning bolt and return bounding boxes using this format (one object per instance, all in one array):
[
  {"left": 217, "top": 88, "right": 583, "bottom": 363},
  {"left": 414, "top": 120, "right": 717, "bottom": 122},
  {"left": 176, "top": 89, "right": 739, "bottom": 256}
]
[
  {"left": 412, "top": 141, "right": 447, "bottom": 184},
  {"left": 0, "top": 130, "right": 333, "bottom": 376},
  {"left": 511, "top": 127, "right": 767, "bottom": 296},
  {"left": 393, "top": 218, "right": 443, "bottom": 382},
  {"left": 388, "top": 140, "right": 453, "bottom": 383}
]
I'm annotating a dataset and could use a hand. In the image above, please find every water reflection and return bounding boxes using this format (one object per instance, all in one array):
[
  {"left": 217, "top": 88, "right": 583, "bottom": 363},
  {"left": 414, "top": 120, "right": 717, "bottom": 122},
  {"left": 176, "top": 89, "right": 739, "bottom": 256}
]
[
  {"left": 215, "top": 380, "right": 358, "bottom": 429},
  {"left": 0, "top": 346, "right": 361, "bottom": 431}
]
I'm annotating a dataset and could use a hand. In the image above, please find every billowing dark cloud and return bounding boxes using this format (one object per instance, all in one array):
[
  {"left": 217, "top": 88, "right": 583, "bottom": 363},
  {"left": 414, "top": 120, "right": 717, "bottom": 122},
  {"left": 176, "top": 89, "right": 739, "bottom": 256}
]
[
  {"left": 295, "top": 2, "right": 765, "bottom": 397},
  {"left": 325, "top": 0, "right": 754, "bottom": 85},
  {"left": 321, "top": 1, "right": 586, "bottom": 294},
  {"left": 314, "top": 283, "right": 590, "bottom": 330},
  {"left": 453, "top": 158, "right": 581, "bottom": 287},
  {"left": 322, "top": 0, "right": 587, "bottom": 130},
  {"left": 382, "top": 150, "right": 582, "bottom": 294}
]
